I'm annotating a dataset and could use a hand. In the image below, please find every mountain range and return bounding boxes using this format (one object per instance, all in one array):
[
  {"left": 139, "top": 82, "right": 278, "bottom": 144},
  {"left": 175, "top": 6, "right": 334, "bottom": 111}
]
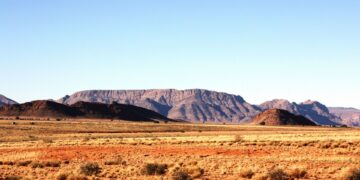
[
  {"left": 1, "top": 89, "right": 359, "bottom": 126},
  {"left": 57, "top": 89, "right": 344, "bottom": 125},
  {"left": 58, "top": 89, "right": 260, "bottom": 123}
]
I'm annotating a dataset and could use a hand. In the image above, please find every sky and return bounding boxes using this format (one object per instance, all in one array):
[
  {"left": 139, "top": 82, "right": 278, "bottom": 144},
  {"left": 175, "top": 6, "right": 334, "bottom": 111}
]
[{"left": 1, "top": 0, "right": 359, "bottom": 108}]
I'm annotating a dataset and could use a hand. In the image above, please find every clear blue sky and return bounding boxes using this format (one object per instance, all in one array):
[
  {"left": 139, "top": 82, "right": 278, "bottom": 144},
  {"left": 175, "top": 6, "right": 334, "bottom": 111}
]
[{"left": 1, "top": 0, "right": 359, "bottom": 108}]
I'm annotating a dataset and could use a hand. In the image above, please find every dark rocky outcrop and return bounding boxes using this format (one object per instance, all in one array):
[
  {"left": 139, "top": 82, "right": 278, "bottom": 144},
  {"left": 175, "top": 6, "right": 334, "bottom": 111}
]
[{"left": 0, "top": 100, "right": 170, "bottom": 122}]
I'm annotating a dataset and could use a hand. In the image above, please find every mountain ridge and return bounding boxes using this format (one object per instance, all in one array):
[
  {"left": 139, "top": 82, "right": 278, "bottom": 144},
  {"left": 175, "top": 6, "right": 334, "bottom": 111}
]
[
  {"left": 58, "top": 89, "right": 260, "bottom": 123},
  {"left": 57, "top": 89, "right": 341, "bottom": 125},
  {"left": 0, "top": 95, "right": 17, "bottom": 107},
  {"left": 0, "top": 100, "right": 170, "bottom": 122},
  {"left": 329, "top": 107, "right": 360, "bottom": 126}
]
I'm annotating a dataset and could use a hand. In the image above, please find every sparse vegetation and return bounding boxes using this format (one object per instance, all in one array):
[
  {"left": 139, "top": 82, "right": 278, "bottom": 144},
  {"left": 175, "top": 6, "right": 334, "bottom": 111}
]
[
  {"left": 342, "top": 168, "right": 360, "bottom": 180},
  {"left": 44, "top": 161, "right": 61, "bottom": 167},
  {"left": 31, "top": 162, "right": 45, "bottom": 169},
  {"left": 0, "top": 120, "right": 359, "bottom": 179},
  {"left": 16, "top": 160, "right": 32, "bottom": 166},
  {"left": 104, "top": 158, "right": 125, "bottom": 166},
  {"left": 267, "top": 169, "right": 289, "bottom": 180},
  {"left": 80, "top": 162, "right": 101, "bottom": 176},
  {"left": 4, "top": 176, "right": 22, "bottom": 180},
  {"left": 289, "top": 168, "right": 307, "bottom": 179},
  {"left": 142, "top": 163, "right": 168, "bottom": 175},
  {"left": 172, "top": 171, "right": 192, "bottom": 180},
  {"left": 239, "top": 169, "right": 255, "bottom": 179}
]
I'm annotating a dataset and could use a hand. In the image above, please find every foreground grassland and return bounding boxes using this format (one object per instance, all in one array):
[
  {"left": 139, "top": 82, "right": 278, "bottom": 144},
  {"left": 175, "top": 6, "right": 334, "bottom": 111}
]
[{"left": 0, "top": 119, "right": 360, "bottom": 179}]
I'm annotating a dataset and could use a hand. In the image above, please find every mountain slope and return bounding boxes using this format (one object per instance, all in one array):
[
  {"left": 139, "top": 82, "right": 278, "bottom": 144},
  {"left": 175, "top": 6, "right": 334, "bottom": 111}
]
[
  {"left": 0, "top": 100, "right": 170, "bottom": 122},
  {"left": 0, "top": 95, "right": 17, "bottom": 107},
  {"left": 58, "top": 89, "right": 261, "bottom": 123},
  {"left": 252, "top": 109, "right": 317, "bottom": 126},
  {"left": 329, "top": 107, "right": 360, "bottom": 126},
  {"left": 259, "top": 99, "right": 339, "bottom": 125}
]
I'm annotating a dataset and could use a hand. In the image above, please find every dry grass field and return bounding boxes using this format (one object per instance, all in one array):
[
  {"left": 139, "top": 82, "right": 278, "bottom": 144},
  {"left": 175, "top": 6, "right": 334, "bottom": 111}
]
[{"left": 0, "top": 119, "right": 360, "bottom": 179}]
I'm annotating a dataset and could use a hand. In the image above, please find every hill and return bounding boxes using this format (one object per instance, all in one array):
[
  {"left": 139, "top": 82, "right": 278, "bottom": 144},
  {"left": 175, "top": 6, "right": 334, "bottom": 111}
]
[
  {"left": 252, "top": 109, "right": 317, "bottom": 126},
  {"left": 0, "top": 95, "right": 17, "bottom": 107},
  {"left": 259, "top": 99, "right": 340, "bottom": 125},
  {"left": 0, "top": 100, "right": 170, "bottom": 122}
]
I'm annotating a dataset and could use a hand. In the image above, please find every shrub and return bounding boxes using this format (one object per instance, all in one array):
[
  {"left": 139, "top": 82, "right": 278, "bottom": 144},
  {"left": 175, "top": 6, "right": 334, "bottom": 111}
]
[
  {"left": 233, "top": 135, "right": 243, "bottom": 143},
  {"left": 44, "top": 161, "right": 61, "bottom": 167},
  {"left": 172, "top": 171, "right": 192, "bottom": 180},
  {"left": 267, "top": 169, "right": 289, "bottom": 180},
  {"left": 17, "top": 160, "right": 32, "bottom": 166},
  {"left": 31, "top": 162, "right": 45, "bottom": 168},
  {"left": 289, "top": 168, "right": 307, "bottom": 179},
  {"left": 56, "top": 173, "right": 68, "bottom": 180},
  {"left": 239, "top": 169, "right": 255, "bottom": 179},
  {"left": 80, "top": 162, "right": 101, "bottom": 176},
  {"left": 3, "top": 161, "right": 15, "bottom": 166},
  {"left": 104, "top": 158, "right": 125, "bottom": 166},
  {"left": 28, "top": 135, "right": 38, "bottom": 141},
  {"left": 141, "top": 163, "right": 168, "bottom": 175},
  {"left": 5, "top": 176, "right": 22, "bottom": 180},
  {"left": 42, "top": 138, "right": 54, "bottom": 143},
  {"left": 187, "top": 167, "right": 204, "bottom": 178},
  {"left": 342, "top": 168, "right": 360, "bottom": 180}
]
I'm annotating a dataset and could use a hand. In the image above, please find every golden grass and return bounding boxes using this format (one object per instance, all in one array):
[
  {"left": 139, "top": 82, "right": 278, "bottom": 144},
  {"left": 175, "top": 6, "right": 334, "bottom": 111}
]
[{"left": 0, "top": 119, "right": 359, "bottom": 179}]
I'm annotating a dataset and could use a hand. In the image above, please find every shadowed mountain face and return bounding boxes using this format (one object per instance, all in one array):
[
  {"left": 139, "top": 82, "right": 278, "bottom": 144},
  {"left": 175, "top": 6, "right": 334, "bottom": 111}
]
[
  {"left": 329, "top": 107, "right": 360, "bottom": 126},
  {"left": 0, "top": 100, "right": 170, "bottom": 122},
  {"left": 259, "top": 99, "right": 340, "bottom": 125},
  {"left": 0, "top": 95, "right": 17, "bottom": 107},
  {"left": 252, "top": 109, "right": 317, "bottom": 126},
  {"left": 58, "top": 89, "right": 261, "bottom": 123}
]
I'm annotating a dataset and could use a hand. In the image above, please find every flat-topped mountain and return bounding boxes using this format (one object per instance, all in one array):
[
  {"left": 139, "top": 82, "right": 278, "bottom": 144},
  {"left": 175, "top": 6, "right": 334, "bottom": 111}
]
[
  {"left": 0, "top": 100, "right": 170, "bottom": 122},
  {"left": 252, "top": 109, "right": 317, "bottom": 126},
  {"left": 329, "top": 107, "right": 360, "bottom": 126},
  {"left": 259, "top": 99, "right": 340, "bottom": 125},
  {"left": 58, "top": 89, "right": 261, "bottom": 123},
  {"left": 57, "top": 89, "right": 343, "bottom": 125},
  {"left": 0, "top": 95, "right": 17, "bottom": 107}
]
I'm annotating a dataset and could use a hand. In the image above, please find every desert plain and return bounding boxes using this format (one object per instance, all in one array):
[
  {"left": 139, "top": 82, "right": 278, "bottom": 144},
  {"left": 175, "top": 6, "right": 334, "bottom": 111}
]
[{"left": 0, "top": 119, "right": 360, "bottom": 180}]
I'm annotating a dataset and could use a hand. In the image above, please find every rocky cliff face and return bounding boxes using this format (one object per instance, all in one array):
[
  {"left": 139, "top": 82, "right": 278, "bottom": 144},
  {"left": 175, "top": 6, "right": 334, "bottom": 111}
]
[
  {"left": 58, "top": 89, "right": 261, "bottom": 123},
  {"left": 0, "top": 95, "right": 17, "bottom": 107},
  {"left": 259, "top": 99, "right": 340, "bottom": 125},
  {"left": 329, "top": 107, "right": 360, "bottom": 126}
]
